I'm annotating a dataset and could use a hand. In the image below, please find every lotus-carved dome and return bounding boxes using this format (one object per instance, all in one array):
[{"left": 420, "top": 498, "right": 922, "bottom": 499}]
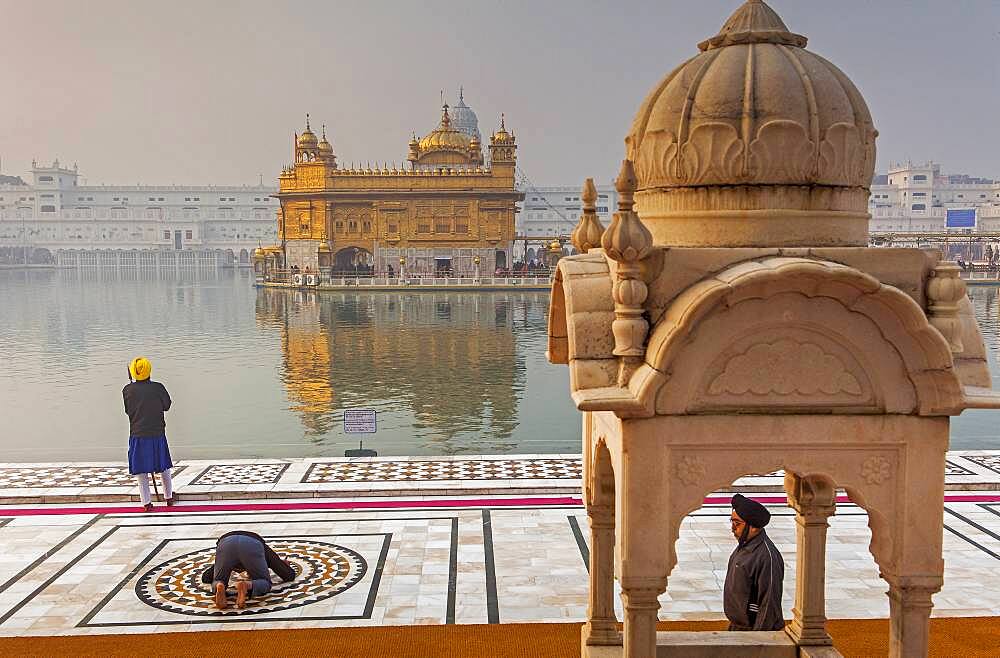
[{"left": 625, "top": 0, "right": 878, "bottom": 247}]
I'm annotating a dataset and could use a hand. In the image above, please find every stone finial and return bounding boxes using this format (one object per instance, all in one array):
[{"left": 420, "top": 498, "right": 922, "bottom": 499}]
[
  {"left": 927, "top": 261, "right": 967, "bottom": 353},
  {"left": 615, "top": 159, "right": 637, "bottom": 212},
  {"left": 698, "top": 0, "right": 807, "bottom": 51},
  {"left": 582, "top": 176, "right": 598, "bottom": 210},
  {"left": 602, "top": 162, "right": 651, "bottom": 263},
  {"left": 601, "top": 160, "right": 654, "bottom": 382},
  {"left": 571, "top": 177, "right": 606, "bottom": 253}
]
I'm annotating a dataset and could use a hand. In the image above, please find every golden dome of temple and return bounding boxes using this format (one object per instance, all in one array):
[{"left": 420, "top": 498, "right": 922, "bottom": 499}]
[
  {"left": 624, "top": 0, "right": 877, "bottom": 247},
  {"left": 318, "top": 125, "right": 334, "bottom": 157},
  {"left": 298, "top": 130, "right": 318, "bottom": 149},
  {"left": 418, "top": 104, "right": 473, "bottom": 152},
  {"left": 297, "top": 114, "right": 318, "bottom": 148},
  {"left": 491, "top": 114, "right": 514, "bottom": 145}
]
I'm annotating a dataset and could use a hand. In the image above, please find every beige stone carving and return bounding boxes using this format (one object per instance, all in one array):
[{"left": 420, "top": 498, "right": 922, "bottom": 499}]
[
  {"left": 571, "top": 178, "right": 606, "bottom": 254},
  {"left": 926, "top": 261, "right": 967, "bottom": 353},
  {"left": 554, "top": 3, "right": 1000, "bottom": 658},
  {"left": 707, "top": 340, "right": 863, "bottom": 397},
  {"left": 601, "top": 160, "right": 653, "bottom": 385},
  {"left": 861, "top": 456, "right": 892, "bottom": 486},
  {"left": 624, "top": 0, "right": 877, "bottom": 247},
  {"left": 749, "top": 120, "right": 815, "bottom": 183},
  {"left": 675, "top": 455, "right": 706, "bottom": 485}
]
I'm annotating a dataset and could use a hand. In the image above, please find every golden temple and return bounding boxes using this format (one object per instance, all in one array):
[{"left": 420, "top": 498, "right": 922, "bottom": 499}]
[{"left": 268, "top": 93, "right": 523, "bottom": 275}]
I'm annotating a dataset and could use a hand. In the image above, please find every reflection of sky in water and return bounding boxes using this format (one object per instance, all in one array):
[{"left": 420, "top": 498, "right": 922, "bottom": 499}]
[
  {"left": 2, "top": 270, "right": 1000, "bottom": 462},
  {"left": 0, "top": 269, "right": 579, "bottom": 461}
]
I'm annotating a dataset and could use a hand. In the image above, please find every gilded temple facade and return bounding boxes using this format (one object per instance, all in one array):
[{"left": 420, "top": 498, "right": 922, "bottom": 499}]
[{"left": 273, "top": 99, "right": 523, "bottom": 275}]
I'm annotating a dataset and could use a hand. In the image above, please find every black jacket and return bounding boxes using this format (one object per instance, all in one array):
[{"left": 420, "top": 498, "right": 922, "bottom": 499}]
[
  {"left": 723, "top": 529, "right": 785, "bottom": 631},
  {"left": 122, "top": 380, "right": 171, "bottom": 438}
]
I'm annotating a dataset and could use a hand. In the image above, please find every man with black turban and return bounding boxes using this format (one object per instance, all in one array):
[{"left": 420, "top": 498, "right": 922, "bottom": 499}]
[{"left": 723, "top": 494, "right": 785, "bottom": 631}]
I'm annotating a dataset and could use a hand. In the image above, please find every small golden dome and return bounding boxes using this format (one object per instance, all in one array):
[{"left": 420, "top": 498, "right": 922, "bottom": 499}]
[
  {"left": 318, "top": 125, "right": 333, "bottom": 156},
  {"left": 298, "top": 130, "right": 318, "bottom": 148},
  {"left": 418, "top": 104, "right": 473, "bottom": 152},
  {"left": 491, "top": 113, "right": 514, "bottom": 145},
  {"left": 297, "top": 114, "right": 318, "bottom": 148}
]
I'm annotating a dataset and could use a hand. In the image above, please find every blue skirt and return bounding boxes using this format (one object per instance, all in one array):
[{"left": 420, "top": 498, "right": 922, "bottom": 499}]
[{"left": 128, "top": 436, "right": 173, "bottom": 475}]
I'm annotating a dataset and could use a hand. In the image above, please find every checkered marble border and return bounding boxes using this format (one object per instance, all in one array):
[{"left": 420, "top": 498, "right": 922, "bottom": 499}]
[
  {"left": 0, "top": 465, "right": 187, "bottom": 489},
  {"left": 0, "top": 452, "right": 998, "bottom": 494},
  {"left": 946, "top": 459, "right": 978, "bottom": 476},
  {"left": 302, "top": 458, "right": 582, "bottom": 483},
  {"left": 189, "top": 463, "right": 289, "bottom": 485},
  {"left": 963, "top": 454, "right": 1000, "bottom": 476}
]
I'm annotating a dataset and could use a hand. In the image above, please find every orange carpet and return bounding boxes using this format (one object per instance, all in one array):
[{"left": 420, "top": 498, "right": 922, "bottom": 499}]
[{"left": 0, "top": 618, "right": 996, "bottom": 657}]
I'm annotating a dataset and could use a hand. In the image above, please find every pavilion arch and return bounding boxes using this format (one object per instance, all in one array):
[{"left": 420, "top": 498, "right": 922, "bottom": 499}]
[
  {"left": 565, "top": 254, "right": 969, "bottom": 657},
  {"left": 640, "top": 448, "right": 900, "bottom": 584},
  {"left": 628, "top": 257, "right": 962, "bottom": 417}
]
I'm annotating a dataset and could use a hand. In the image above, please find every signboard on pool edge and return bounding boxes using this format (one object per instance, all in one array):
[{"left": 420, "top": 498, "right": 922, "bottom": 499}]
[
  {"left": 344, "top": 409, "right": 377, "bottom": 434},
  {"left": 946, "top": 208, "right": 976, "bottom": 229}
]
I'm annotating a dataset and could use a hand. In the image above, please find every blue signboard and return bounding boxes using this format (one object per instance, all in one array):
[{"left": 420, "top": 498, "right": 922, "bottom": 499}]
[{"left": 946, "top": 208, "right": 976, "bottom": 229}]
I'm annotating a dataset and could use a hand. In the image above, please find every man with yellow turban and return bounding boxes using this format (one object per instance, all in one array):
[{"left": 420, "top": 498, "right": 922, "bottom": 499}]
[{"left": 123, "top": 357, "right": 176, "bottom": 511}]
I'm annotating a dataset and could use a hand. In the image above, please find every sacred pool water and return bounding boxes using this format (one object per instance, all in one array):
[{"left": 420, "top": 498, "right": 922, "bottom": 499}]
[{"left": 1, "top": 268, "right": 998, "bottom": 461}]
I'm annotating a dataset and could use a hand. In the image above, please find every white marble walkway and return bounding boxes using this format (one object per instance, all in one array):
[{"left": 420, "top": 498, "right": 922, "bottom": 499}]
[{"left": 0, "top": 490, "right": 997, "bottom": 637}]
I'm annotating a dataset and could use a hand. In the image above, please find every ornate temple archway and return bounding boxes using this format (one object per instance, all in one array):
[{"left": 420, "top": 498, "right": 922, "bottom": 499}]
[{"left": 333, "top": 246, "right": 373, "bottom": 274}]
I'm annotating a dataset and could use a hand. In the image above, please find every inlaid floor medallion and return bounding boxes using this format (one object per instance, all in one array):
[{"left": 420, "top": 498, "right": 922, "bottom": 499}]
[{"left": 135, "top": 539, "right": 367, "bottom": 616}]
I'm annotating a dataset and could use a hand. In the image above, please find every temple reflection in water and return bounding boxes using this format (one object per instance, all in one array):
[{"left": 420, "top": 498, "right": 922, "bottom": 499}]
[{"left": 255, "top": 288, "right": 546, "bottom": 453}]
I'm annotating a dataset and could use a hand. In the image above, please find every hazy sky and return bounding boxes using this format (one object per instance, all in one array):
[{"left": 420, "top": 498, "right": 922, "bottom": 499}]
[{"left": 2, "top": 0, "right": 998, "bottom": 187}]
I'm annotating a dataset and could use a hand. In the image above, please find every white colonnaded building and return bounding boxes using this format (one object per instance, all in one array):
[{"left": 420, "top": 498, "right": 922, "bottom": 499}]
[
  {"left": 517, "top": 183, "right": 618, "bottom": 238},
  {"left": 869, "top": 161, "right": 1000, "bottom": 234},
  {"left": 0, "top": 159, "right": 278, "bottom": 267},
  {"left": 4, "top": 157, "right": 999, "bottom": 267},
  {"left": 514, "top": 183, "right": 617, "bottom": 263}
]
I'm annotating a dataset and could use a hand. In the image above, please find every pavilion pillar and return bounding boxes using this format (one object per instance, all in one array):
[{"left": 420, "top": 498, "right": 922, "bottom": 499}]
[
  {"left": 887, "top": 580, "right": 936, "bottom": 658},
  {"left": 620, "top": 581, "right": 662, "bottom": 658},
  {"left": 785, "top": 473, "right": 836, "bottom": 646},
  {"left": 583, "top": 502, "right": 621, "bottom": 646}
]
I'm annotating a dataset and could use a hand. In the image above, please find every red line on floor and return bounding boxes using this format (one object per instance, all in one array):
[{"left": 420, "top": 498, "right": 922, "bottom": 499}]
[
  {"left": 0, "top": 493, "right": 997, "bottom": 517},
  {"left": 0, "top": 496, "right": 583, "bottom": 517}
]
